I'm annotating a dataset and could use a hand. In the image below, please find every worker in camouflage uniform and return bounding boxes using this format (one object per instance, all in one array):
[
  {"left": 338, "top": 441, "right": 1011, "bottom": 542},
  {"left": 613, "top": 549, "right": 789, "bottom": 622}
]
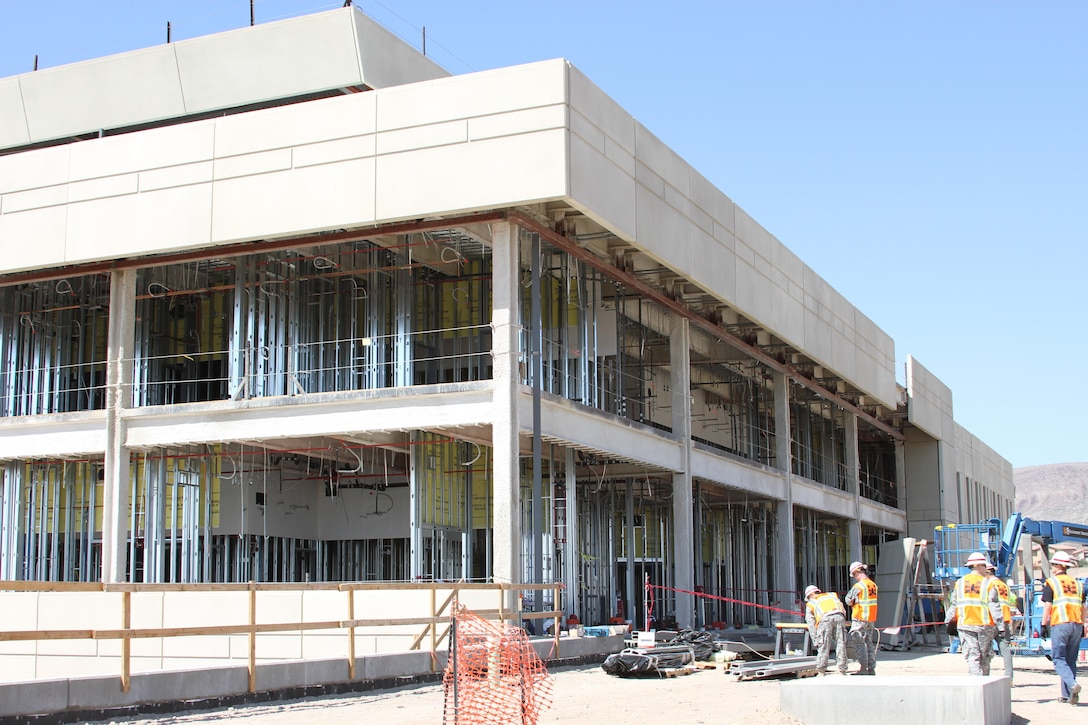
[
  {"left": 945, "top": 552, "right": 1004, "bottom": 675},
  {"left": 984, "top": 562, "right": 1015, "bottom": 681},
  {"left": 844, "top": 560, "right": 878, "bottom": 675},
  {"left": 804, "top": 585, "right": 848, "bottom": 675}
]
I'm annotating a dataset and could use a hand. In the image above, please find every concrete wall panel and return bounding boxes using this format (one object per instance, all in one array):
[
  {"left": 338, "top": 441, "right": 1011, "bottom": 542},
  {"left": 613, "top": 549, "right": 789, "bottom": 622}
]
[
  {"left": 19, "top": 46, "right": 185, "bottom": 143},
  {"left": 374, "top": 129, "right": 567, "bottom": 221},
  {"left": 66, "top": 184, "right": 213, "bottom": 262},
  {"left": 174, "top": 13, "right": 363, "bottom": 113},
  {"left": 211, "top": 157, "right": 374, "bottom": 243},
  {"left": 69, "top": 122, "right": 215, "bottom": 182},
  {"left": 215, "top": 90, "right": 375, "bottom": 159},
  {"left": 569, "top": 65, "right": 634, "bottom": 155},
  {"left": 353, "top": 9, "right": 449, "bottom": 89},
  {"left": 0, "top": 78, "right": 29, "bottom": 148},
  {"left": 569, "top": 133, "right": 636, "bottom": 241},
  {"left": 375, "top": 59, "right": 567, "bottom": 132}
]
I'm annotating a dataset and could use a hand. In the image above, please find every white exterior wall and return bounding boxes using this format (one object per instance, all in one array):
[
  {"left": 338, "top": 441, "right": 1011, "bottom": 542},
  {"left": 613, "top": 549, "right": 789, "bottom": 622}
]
[
  {"left": 904, "top": 356, "right": 1012, "bottom": 536},
  {"left": 1, "top": 59, "right": 898, "bottom": 409},
  {"left": 0, "top": 8, "right": 448, "bottom": 151},
  {"left": 0, "top": 587, "right": 501, "bottom": 683}
]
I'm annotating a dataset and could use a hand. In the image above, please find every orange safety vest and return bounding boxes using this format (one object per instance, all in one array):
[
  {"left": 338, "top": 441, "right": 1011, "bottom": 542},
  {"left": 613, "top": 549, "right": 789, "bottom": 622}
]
[
  {"left": 807, "top": 592, "right": 845, "bottom": 624},
  {"left": 988, "top": 578, "right": 1012, "bottom": 624},
  {"left": 1047, "top": 575, "right": 1085, "bottom": 625},
  {"left": 954, "top": 572, "right": 994, "bottom": 627},
  {"left": 850, "top": 578, "right": 879, "bottom": 623}
]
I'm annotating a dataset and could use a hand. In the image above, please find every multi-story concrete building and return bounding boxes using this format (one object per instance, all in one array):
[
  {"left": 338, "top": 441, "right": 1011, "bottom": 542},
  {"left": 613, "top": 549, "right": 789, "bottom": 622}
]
[{"left": 0, "top": 6, "right": 1011, "bottom": 629}]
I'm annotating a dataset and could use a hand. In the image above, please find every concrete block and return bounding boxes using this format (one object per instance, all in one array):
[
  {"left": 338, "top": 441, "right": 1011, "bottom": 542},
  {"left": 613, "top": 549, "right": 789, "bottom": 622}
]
[
  {"left": 67, "top": 665, "right": 249, "bottom": 711},
  {"left": 780, "top": 675, "right": 1010, "bottom": 725},
  {"left": 0, "top": 678, "right": 69, "bottom": 717},
  {"left": 363, "top": 651, "right": 435, "bottom": 680}
]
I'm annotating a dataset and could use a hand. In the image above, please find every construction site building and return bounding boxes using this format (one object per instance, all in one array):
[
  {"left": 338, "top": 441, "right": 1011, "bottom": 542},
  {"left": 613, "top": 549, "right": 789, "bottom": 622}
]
[{"left": 0, "top": 6, "right": 1013, "bottom": 630}]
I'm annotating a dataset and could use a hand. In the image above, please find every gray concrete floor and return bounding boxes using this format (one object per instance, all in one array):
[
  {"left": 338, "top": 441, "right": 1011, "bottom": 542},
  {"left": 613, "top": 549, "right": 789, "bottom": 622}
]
[{"left": 98, "top": 648, "right": 1085, "bottom": 725}]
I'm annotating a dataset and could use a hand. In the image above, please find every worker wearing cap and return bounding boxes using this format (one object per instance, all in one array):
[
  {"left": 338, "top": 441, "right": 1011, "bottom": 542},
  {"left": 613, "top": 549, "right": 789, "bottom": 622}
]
[
  {"left": 945, "top": 552, "right": 1004, "bottom": 675},
  {"left": 984, "top": 562, "right": 1015, "bottom": 681},
  {"left": 804, "top": 585, "right": 848, "bottom": 675},
  {"left": 844, "top": 561, "right": 878, "bottom": 675},
  {"left": 1040, "top": 550, "right": 1086, "bottom": 705}
]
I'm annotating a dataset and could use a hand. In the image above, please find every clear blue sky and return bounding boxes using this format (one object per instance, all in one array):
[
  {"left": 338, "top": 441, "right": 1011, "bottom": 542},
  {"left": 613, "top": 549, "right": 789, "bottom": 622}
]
[{"left": 2, "top": 1, "right": 1085, "bottom": 469}]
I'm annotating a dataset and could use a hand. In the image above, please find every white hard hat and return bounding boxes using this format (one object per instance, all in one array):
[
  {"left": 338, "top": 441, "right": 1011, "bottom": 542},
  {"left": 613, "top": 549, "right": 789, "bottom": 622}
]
[
  {"left": 804, "top": 585, "right": 821, "bottom": 599},
  {"left": 849, "top": 561, "right": 867, "bottom": 575},
  {"left": 965, "top": 552, "right": 990, "bottom": 568},
  {"left": 1050, "top": 551, "right": 1075, "bottom": 568}
]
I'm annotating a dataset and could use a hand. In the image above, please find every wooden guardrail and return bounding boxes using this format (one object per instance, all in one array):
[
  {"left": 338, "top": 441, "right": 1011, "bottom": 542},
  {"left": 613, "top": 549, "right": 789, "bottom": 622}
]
[{"left": 0, "top": 580, "right": 563, "bottom": 693}]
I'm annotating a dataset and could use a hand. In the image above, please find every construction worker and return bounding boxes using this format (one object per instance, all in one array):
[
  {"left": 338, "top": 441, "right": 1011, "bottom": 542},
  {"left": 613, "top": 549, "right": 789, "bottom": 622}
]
[
  {"left": 945, "top": 552, "right": 1004, "bottom": 675},
  {"left": 1040, "top": 550, "right": 1086, "bottom": 705},
  {"left": 804, "top": 585, "right": 848, "bottom": 675},
  {"left": 844, "top": 561, "right": 878, "bottom": 675},
  {"left": 984, "top": 562, "right": 1014, "bottom": 681}
]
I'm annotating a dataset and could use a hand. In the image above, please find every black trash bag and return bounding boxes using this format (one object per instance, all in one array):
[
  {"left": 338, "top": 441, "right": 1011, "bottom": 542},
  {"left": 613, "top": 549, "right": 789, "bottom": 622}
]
[
  {"left": 602, "top": 652, "right": 657, "bottom": 676},
  {"left": 670, "top": 629, "right": 718, "bottom": 661}
]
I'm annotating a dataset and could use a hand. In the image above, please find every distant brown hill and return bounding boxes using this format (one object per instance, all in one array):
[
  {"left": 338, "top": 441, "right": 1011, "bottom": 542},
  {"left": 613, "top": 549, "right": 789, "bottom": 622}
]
[{"left": 1014, "top": 462, "right": 1088, "bottom": 525}]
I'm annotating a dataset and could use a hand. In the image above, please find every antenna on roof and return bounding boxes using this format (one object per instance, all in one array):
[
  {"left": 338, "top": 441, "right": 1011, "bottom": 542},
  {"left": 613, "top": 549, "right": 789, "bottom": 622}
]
[
  {"left": 167, "top": 22, "right": 172, "bottom": 43},
  {"left": 423, "top": 26, "right": 427, "bottom": 56},
  {"left": 33, "top": 55, "right": 38, "bottom": 71},
  {"left": 250, "top": 0, "right": 255, "bottom": 27}
]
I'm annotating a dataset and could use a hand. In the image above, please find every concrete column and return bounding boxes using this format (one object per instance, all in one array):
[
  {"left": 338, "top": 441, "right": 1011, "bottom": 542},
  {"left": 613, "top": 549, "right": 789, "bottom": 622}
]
[
  {"left": 894, "top": 439, "right": 906, "bottom": 512},
  {"left": 564, "top": 447, "right": 579, "bottom": 617},
  {"left": 670, "top": 317, "right": 694, "bottom": 629},
  {"left": 490, "top": 221, "right": 521, "bottom": 586},
  {"left": 101, "top": 268, "right": 136, "bottom": 583},
  {"left": 773, "top": 372, "right": 796, "bottom": 602},
  {"left": 845, "top": 411, "right": 863, "bottom": 563}
]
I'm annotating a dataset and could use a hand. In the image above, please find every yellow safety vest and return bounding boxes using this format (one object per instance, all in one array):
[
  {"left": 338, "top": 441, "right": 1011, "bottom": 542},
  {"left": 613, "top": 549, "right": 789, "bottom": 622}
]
[
  {"left": 954, "top": 572, "right": 994, "bottom": 627},
  {"left": 808, "top": 592, "right": 845, "bottom": 624},
  {"left": 850, "top": 578, "right": 879, "bottom": 623},
  {"left": 1047, "top": 575, "right": 1085, "bottom": 625},
  {"left": 988, "top": 578, "right": 1012, "bottom": 623}
]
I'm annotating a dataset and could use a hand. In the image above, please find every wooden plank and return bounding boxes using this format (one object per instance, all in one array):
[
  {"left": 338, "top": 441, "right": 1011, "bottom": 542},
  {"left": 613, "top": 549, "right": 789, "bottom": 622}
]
[
  {"left": 0, "top": 630, "right": 95, "bottom": 641},
  {"left": 347, "top": 589, "right": 356, "bottom": 680},
  {"left": 247, "top": 581, "right": 256, "bottom": 693},
  {"left": 120, "top": 591, "right": 131, "bottom": 693}
]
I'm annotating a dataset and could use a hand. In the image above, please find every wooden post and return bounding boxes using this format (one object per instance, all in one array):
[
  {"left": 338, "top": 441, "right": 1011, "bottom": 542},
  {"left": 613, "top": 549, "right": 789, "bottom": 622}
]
[
  {"left": 347, "top": 589, "right": 356, "bottom": 680},
  {"left": 553, "top": 585, "right": 560, "bottom": 657},
  {"left": 429, "top": 588, "right": 437, "bottom": 671},
  {"left": 248, "top": 581, "right": 256, "bottom": 692},
  {"left": 121, "top": 590, "right": 131, "bottom": 692}
]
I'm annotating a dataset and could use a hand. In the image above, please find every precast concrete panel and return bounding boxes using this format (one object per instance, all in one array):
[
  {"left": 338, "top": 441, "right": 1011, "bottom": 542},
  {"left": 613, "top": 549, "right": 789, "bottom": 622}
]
[
  {"left": 173, "top": 13, "right": 362, "bottom": 114},
  {"left": 66, "top": 184, "right": 214, "bottom": 263},
  {"left": 635, "top": 123, "right": 689, "bottom": 197},
  {"left": 0, "top": 143, "right": 70, "bottom": 195},
  {"left": 634, "top": 180, "right": 691, "bottom": 267},
  {"left": 68, "top": 121, "right": 216, "bottom": 182},
  {"left": 374, "top": 129, "right": 568, "bottom": 221},
  {"left": 0, "top": 78, "right": 29, "bottom": 148},
  {"left": 213, "top": 90, "right": 376, "bottom": 158},
  {"left": 18, "top": 46, "right": 185, "bottom": 143},
  {"left": 210, "top": 157, "right": 375, "bottom": 244},
  {"left": 906, "top": 355, "right": 953, "bottom": 439},
  {"left": 0, "top": 206, "right": 68, "bottom": 274},
  {"left": 792, "top": 480, "right": 855, "bottom": 519},
  {"left": 568, "top": 65, "right": 635, "bottom": 155},
  {"left": 351, "top": 8, "right": 448, "bottom": 88},
  {"left": 375, "top": 59, "right": 568, "bottom": 132}
]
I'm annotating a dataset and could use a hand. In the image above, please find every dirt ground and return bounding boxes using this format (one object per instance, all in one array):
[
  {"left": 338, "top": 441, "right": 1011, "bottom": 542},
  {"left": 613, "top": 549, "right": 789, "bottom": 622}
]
[{"left": 98, "top": 647, "right": 1085, "bottom": 725}]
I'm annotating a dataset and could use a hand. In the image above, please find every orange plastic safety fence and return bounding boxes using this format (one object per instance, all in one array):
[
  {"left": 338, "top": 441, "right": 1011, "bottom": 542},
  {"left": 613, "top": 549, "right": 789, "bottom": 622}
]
[{"left": 442, "top": 604, "right": 553, "bottom": 725}]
